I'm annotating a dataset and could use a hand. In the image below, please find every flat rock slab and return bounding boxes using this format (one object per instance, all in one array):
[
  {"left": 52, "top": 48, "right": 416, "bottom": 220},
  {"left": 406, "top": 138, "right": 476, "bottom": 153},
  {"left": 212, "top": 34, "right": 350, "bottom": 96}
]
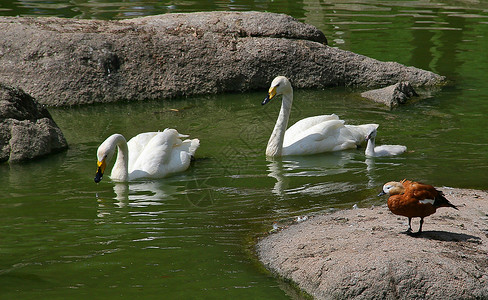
[
  {"left": 257, "top": 188, "right": 488, "bottom": 299},
  {"left": 0, "top": 12, "right": 445, "bottom": 106}
]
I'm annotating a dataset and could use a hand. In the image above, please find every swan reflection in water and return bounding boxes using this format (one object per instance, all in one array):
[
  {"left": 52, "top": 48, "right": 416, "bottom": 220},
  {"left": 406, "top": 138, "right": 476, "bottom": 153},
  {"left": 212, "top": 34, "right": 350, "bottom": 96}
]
[
  {"left": 364, "top": 155, "right": 408, "bottom": 190},
  {"left": 97, "top": 180, "right": 180, "bottom": 218},
  {"left": 266, "top": 151, "right": 358, "bottom": 197},
  {"left": 365, "top": 157, "right": 375, "bottom": 188}
]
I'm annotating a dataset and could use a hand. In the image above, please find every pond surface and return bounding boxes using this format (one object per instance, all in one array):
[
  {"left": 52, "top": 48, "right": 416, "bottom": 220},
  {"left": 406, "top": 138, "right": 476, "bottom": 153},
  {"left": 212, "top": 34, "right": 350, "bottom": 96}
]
[{"left": 1, "top": 1, "right": 488, "bottom": 299}]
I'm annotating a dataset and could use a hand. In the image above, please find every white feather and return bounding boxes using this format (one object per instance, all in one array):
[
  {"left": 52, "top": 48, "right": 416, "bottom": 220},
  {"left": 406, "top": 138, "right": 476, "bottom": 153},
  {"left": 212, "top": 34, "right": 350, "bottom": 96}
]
[{"left": 419, "top": 199, "right": 435, "bottom": 205}]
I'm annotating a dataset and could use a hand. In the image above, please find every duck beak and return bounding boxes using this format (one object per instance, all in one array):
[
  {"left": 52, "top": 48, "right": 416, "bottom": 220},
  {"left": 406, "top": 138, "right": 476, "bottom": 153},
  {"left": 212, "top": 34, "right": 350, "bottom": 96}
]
[
  {"left": 262, "top": 86, "right": 277, "bottom": 105},
  {"left": 377, "top": 191, "right": 386, "bottom": 197},
  {"left": 94, "top": 159, "right": 106, "bottom": 183}
]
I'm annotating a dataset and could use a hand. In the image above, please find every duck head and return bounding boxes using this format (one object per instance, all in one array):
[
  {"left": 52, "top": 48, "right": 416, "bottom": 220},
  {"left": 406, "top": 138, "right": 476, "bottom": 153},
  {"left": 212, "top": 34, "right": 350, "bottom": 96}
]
[
  {"left": 378, "top": 181, "right": 405, "bottom": 196},
  {"left": 262, "top": 76, "right": 293, "bottom": 105}
]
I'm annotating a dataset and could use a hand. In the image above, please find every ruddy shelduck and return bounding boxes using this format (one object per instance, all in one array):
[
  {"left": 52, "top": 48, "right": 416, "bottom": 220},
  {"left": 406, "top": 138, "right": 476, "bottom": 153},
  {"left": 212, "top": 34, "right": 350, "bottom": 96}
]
[{"left": 378, "top": 179, "right": 458, "bottom": 235}]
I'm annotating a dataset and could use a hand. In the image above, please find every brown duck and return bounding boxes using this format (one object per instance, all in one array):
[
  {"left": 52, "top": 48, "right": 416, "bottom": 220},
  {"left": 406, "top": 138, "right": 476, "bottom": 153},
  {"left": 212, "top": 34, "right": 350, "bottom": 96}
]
[{"left": 378, "top": 179, "right": 458, "bottom": 235}]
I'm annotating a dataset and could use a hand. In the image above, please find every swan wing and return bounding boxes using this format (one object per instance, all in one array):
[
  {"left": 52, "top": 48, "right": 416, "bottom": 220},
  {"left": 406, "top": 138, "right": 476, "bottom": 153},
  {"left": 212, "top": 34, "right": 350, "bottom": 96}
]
[
  {"left": 129, "top": 129, "right": 199, "bottom": 179},
  {"left": 283, "top": 119, "right": 359, "bottom": 155},
  {"left": 284, "top": 114, "right": 339, "bottom": 139},
  {"left": 129, "top": 130, "right": 175, "bottom": 176},
  {"left": 127, "top": 131, "right": 162, "bottom": 168},
  {"left": 165, "top": 138, "right": 200, "bottom": 175},
  {"left": 344, "top": 123, "right": 379, "bottom": 144}
]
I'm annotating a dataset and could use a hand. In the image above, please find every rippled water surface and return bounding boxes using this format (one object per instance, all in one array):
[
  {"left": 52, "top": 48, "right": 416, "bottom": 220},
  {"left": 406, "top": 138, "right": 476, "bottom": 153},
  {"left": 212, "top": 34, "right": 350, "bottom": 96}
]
[{"left": 1, "top": 1, "right": 488, "bottom": 299}]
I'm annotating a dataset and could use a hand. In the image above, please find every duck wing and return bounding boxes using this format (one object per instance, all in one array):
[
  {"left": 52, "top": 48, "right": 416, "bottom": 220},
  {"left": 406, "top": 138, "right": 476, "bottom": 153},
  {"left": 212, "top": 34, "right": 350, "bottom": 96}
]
[{"left": 402, "top": 180, "right": 457, "bottom": 209}]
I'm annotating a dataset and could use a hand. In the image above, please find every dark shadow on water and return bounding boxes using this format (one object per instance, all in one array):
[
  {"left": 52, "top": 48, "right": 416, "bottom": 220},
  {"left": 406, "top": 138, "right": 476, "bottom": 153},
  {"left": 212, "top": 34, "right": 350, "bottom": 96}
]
[{"left": 403, "top": 230, "right": 481, "bottom": 243}]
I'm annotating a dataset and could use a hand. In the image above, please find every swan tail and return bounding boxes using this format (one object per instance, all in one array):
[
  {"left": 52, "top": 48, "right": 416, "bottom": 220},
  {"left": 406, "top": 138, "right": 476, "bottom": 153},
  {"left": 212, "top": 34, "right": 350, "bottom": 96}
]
[{"left": 187, "top": 138, "right": 200, "bottom": 156}]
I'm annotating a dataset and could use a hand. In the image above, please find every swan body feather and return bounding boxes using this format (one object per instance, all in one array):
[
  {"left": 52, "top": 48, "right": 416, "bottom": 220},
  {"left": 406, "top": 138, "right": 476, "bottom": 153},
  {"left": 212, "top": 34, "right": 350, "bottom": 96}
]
[
  {"left": 262, "top": 76, "right": 379, "bottom": 157},
  {"left": 95, "top": 128, "right": 199, "bottom": 182}
]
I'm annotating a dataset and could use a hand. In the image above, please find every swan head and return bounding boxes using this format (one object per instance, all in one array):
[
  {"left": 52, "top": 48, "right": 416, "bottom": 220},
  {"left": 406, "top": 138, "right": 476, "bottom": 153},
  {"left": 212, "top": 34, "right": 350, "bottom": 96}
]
[
  {"left": 262, "top": 76, "right": 293, "bottom": 105},
  {"left": 94, "top": 134, "right": 119, "bottom": 183},
  {"left": 378, "top": 181, "right": 404, "bottom": 196},
  {"left": 365, "top": 128, "right": 377, "bottom": 140}
]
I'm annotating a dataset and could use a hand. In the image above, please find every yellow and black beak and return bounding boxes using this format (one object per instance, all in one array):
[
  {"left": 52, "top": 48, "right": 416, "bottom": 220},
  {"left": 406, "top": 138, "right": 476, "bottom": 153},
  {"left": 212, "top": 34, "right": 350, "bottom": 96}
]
[
  {"left": 94, "top": 159, "right": 106, "bottom": 183},
  {"left": 262, "top": 86, "right": 277, "bottom": 105}
]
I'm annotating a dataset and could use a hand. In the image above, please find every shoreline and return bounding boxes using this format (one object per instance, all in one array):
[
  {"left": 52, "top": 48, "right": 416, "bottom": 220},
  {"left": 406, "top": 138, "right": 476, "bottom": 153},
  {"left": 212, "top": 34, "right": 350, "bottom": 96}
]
[{"left": 257, "top": 187, "right": 488, "bottom": 299}]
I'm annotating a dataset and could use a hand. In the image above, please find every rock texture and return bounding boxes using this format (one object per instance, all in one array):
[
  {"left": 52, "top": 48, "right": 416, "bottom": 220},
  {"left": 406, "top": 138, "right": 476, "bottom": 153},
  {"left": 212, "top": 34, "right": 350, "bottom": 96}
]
[
  {"left": 0, "top": 12, "right": 445, "bottom": 106},
  {"left": 257, "top": 188, "right": 488, "bottom": 299},
  {"left": 0, "top": 84, "right": 68, "bottom": 162},
  {"left": 361, "top": 82, "right": 419, "bottom": 108}
]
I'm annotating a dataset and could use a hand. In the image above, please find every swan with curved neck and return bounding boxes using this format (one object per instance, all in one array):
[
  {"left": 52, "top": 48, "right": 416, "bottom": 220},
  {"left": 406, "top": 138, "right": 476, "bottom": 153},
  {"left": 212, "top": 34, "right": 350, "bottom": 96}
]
[
  {"left": 262, "top": 76, "right": 379, "bottom": 157},
  {"left": 95, "top": 129, "right": 199, "bottom": 182},
  {"left": 365, "top": 128, "right": 406, "bottom": 157}
]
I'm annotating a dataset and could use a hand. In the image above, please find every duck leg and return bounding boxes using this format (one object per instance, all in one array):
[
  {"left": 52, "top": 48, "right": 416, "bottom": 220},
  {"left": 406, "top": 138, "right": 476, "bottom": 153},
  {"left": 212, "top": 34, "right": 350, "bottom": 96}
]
[
  {"left": 407, "top": 218, "right": 423, "bottom": 237},
  {"left": 406, "top": 217, "right": 413, "bottom": 233},
  {"left": 417, "top": 217, "right": 424, "bottom": 234}
]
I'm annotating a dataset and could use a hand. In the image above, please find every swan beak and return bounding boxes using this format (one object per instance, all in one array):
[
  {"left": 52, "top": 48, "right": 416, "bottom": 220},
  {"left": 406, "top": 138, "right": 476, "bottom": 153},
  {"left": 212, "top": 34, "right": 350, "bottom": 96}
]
[
  {"left": 378, "top": 191, "right": 386, "bottom": 197},
  {"left": 94, "top": 159, "right": 106, "bottom": 183},
  {"left": 262, "top": 86, "right": 277, "bottom": 105}
]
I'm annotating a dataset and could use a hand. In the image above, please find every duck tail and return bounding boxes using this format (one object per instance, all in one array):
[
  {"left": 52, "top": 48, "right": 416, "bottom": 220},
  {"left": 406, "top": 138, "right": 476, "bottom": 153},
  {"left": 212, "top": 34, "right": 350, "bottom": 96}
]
[{"left": 435, "top": 191, "right": 458, "bottom": 210}]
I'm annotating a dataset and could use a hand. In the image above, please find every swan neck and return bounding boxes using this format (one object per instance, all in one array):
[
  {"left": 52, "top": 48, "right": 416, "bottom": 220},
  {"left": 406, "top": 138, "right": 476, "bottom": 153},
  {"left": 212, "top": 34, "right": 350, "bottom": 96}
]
[
  {"left": 365, "top": 137, "right": 375, "bottom": 157},
  {"left": 266, "top": 93, "right": 292, "bottom": 157},
  {"left": 112, "top": 135, "right": 130, "bottom": 181}
]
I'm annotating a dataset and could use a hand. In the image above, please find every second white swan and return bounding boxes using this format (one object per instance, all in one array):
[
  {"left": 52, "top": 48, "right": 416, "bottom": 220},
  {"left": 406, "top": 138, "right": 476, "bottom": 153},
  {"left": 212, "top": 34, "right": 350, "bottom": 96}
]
[
  {"left": 262, "top": 76, "right": 378, "bottom": 157},
  {"left": 95, "top": 128, "right": 199, "bottom": 182}
]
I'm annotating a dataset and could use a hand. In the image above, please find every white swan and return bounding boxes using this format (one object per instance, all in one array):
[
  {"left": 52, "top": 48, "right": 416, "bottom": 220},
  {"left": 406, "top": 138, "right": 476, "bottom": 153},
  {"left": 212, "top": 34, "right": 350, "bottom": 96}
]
[
  {"left": 95, "top": 128, "right": 199, "bottom": 182},
  {"left": 364, "top": 128, "right": 406, "bottom": 157},
  {"left": 262, "top": 76, "right": 379, "bottom": 157}
]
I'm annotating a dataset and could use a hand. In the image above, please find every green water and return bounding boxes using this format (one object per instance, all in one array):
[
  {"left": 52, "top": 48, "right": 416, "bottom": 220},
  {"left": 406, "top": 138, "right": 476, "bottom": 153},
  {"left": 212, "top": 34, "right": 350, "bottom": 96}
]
[{"left": 1, "top": 1, "right": 488, "bottom": 299}]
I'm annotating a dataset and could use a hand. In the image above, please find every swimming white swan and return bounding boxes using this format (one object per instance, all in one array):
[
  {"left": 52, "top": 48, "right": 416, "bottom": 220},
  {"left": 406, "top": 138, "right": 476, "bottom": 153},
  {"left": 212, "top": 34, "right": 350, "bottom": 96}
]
[
  {"left": 262, "top": 76, "right": 379, "bottom": 157},
  {"left": 364, "top": 128, "right": 406, "bottom": 157},
  {"left": 94, "top": 129, "right": 199, "bottom": 182}
]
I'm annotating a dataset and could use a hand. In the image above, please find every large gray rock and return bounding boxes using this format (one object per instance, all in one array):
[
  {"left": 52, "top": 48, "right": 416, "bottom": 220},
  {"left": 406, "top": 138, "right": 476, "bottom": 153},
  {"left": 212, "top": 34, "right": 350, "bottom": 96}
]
[
  {"left": 257, "top": 188, "right": 488, "bottom": 299},
  {"left": 0, "top": 84, "right": 68, "bottom": 162},
  {"left": 0, "top": 12, "right": 445, "bottom": 106}
]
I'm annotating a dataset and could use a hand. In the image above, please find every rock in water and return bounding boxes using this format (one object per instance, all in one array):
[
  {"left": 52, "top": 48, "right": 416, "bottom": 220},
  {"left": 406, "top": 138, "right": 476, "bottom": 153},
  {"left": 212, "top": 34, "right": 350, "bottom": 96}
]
[{"left": 0, "top": 84, "right": 68, "bottom": 162}]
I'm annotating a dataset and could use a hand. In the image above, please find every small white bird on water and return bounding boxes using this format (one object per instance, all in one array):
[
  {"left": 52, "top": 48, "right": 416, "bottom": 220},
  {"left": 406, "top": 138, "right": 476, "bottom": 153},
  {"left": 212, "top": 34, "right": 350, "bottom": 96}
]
[{"left": 364, "top": 128, "right": 406, "bottom": 157}]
